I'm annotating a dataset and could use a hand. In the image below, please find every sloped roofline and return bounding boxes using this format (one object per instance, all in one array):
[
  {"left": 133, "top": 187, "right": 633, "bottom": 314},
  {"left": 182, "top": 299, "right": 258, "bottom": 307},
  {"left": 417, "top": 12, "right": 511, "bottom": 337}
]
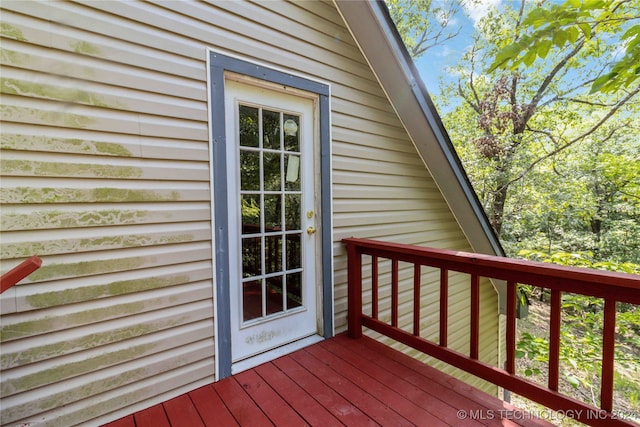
[{"left": 334, "top": 0, "right": 504, "bottom": 257}]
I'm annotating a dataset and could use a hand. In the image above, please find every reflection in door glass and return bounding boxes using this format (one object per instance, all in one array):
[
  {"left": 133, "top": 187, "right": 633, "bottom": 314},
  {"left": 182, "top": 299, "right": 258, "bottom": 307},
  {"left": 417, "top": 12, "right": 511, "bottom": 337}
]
[
  {"left": 240, "top": 151, "right": 260, "bottom": 191},
  {"left": 243, "top": 280, "right": 262, "bottom": 321},
  {"left": 286, "top": 272, "right": 302, "bottom": 309},
  {"left": 263, "top": 152, "right": 281, "bottom": 191},
  {"left": 263, "top": 109, "right": 281, "bottom": 149},
  {"left": 241, "top": 194, "right": 260, "bottom": 234},
  {"left": 264, "top": 195, "right": 282, "bottom": 230},
  {"left": 242, "top": 237, "right": 261, "bottom": 278},
  {"left": 238, "top": 103, "right": 304, "bottom": 323},
  {"left": 239, "top": 106, "right": 259, "bottom": 147},
  {"left": 266, "top": 275, "right": 284, "bottom": 315},
  {"left": 285, "top": 194, "right": 301, "bottom": 230}
]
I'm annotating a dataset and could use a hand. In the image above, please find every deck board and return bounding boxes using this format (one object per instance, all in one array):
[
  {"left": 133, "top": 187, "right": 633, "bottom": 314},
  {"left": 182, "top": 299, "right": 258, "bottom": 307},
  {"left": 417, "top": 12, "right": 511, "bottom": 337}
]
[
  {"left": 253, "top": 362, "right": 343, "bottom": 427},
  {"left": 102, "top": 334, "right": 555, "bottom": 427},
  {"left": 190, "top": 385, "right": 238, "bottom": 426}
]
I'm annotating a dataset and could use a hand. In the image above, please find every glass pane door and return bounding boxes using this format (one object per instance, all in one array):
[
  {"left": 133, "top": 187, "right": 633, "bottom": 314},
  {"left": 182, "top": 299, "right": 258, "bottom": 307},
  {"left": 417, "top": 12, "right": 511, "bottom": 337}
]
[
  {"left": 225, "top": 78, "right": 317, "bottom": 366},
  {"left": 238, "top": 105, "right": 304, "bottom": 324}
]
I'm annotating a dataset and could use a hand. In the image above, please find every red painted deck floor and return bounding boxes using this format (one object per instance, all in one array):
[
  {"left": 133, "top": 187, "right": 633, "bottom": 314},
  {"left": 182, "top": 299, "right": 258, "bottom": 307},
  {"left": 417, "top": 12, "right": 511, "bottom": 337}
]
[{"left": 103, "top": 334, "right": 553, "bottom": 427}]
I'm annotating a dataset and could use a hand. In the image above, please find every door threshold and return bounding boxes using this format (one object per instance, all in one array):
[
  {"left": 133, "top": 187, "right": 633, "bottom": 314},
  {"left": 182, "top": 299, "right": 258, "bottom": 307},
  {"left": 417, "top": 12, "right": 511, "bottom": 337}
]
[{"left": 231, "top": 334, "right": 324, "bottom": 375}]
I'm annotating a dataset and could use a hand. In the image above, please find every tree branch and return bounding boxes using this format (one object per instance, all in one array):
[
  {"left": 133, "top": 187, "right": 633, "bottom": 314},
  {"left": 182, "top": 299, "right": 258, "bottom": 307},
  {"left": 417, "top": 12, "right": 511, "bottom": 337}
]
[{"left": 501, "top": 84, "right": 640, "bottom": 190}]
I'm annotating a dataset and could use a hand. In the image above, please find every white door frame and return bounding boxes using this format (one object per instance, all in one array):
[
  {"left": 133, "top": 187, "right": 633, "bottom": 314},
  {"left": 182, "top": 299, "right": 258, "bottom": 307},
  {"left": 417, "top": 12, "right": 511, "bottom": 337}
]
[
  {"left": 225, "top": 78, "right": 318, "bottom": 370},
  {"left": 208, "top": 51, "right": 333, "bottom": 380}
]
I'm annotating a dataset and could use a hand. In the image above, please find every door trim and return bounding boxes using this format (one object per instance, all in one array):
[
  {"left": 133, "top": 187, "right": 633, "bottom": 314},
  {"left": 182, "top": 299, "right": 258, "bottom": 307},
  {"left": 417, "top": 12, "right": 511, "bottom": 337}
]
[{"left": 207, "top": 50, "right": 333, "bottom": 380}]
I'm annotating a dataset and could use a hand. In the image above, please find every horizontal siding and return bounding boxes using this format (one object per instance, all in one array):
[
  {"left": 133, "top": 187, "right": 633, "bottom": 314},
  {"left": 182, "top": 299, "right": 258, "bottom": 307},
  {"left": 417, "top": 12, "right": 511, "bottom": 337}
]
[{"left": 0, "top": 0, "right": 500, "bottom": 425}]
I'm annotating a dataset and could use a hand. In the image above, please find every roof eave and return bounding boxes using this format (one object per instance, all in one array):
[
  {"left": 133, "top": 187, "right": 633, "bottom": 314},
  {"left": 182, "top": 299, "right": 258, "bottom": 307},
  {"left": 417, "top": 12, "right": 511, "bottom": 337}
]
[{"left": 334, "top": 0, "right": 504, "bottom": 257}]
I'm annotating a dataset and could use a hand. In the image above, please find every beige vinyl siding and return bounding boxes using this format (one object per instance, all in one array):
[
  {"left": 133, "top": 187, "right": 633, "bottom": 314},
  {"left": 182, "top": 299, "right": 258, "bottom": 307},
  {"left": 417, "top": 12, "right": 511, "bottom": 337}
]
[{"left": 0, "top": 0, "right": 500, "bottom": 425}]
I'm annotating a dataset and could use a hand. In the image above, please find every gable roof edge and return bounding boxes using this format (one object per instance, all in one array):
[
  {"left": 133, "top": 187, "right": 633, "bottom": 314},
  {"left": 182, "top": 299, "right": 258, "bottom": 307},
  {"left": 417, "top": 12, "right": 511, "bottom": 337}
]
[{"left": 334, "top": 0, "right": 504, "bottom": 257}]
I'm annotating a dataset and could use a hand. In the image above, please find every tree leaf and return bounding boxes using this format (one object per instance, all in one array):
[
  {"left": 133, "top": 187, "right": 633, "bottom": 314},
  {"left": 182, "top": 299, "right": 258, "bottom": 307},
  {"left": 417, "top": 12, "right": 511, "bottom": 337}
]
[
  {"left": 577, "top": 22, "right": 592, "bottom": 38},
  {"left": 537, "top": 39, "right": 553, "bottom": 58},
  {"left": 543, "top": 27, "right": 574, "bottom": 47}
]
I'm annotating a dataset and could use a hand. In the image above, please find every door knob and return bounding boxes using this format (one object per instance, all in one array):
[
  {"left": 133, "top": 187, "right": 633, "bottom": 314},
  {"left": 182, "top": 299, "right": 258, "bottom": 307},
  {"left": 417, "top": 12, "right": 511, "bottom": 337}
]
[{"left": 307, "top": 226, "right": 316, "bottom": 235}]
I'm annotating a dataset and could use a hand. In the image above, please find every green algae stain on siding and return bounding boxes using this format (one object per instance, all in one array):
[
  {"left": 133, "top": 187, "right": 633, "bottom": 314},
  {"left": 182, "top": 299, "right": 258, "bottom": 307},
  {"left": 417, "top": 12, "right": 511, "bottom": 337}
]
[
  {"left": 1, "top": 134, "right": 134, "bottom": 157},
  {"left": 1, "top": 23, "right": 27, "bottom": 41},
  {"left": 1, "top": 343, "right": 155, "bottom": 396},
  {"left": 1, "top": 187, "right": 181, "bottom": 204},
  {"left": 71, "top": 41, "right": 102, "bottom": 56},
  {"left": 0, "top": 300, "right": 148, "bottom": 342},
  {"left": 1, "top": 233, "right": 195, "bottom": 258},
  {"left": 1, "top": 322, "right": 166, "bottom": 369},
  {"left": 0, "top": 159, "right": 142, "bottom": 179},
  {"left": 1, "top": 48, "right": 30, "bottom": 67},
  {"left": 1, "top": 104, "right": 94, "bottom": 129},
  {"left": 1, "top": 209, "right": 150, "bottom": 231},
  {"left": 26, "top": 274, "right": 190, "bottom": 309},
  {"left": 1, "top": 78, "right": 117, "bottom": 108},
  {"left": 28, "top": 257, "right": 147, "bottom": 281}
]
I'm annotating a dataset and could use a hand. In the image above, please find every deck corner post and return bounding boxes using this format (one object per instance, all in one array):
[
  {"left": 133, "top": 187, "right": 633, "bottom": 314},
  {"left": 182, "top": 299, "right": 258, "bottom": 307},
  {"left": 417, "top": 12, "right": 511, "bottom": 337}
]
[{"left": 346, "top": 241, "right": 363, "bottom": 338}]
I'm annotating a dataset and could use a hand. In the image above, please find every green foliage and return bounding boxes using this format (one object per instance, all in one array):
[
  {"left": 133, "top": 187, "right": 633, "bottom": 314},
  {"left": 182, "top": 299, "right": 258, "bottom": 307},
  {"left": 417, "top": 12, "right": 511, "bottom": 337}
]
[
  {"left": 489, "top": 0, "right": 640, "bottom": 94},
  {"left": 514, "top": 250, "right": 640, "bottom": 411},
  {"left": 386, "top": 0, "right": 475, "bottom": 57}
]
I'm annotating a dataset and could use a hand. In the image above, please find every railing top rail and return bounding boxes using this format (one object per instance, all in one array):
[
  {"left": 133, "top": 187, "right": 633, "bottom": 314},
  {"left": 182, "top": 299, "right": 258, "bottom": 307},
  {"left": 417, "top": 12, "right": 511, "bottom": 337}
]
[
  {"left": 343, "top": 238, "right": 640, "bottom": 301},
  {"left": 0, "top": 256, "right": 42, "bottom": 294}
]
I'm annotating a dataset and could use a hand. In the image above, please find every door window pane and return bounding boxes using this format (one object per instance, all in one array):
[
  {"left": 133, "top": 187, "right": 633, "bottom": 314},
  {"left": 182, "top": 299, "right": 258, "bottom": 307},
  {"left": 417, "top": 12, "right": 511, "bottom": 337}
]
[
  {"left": 264, "top": 194, "right": 281, "bottom": 231},
  {"left": 241, "top": 194, "right": 261, "bottom": 234},
  {"left": 239, "top": 106, "right": 259, "bottom": 147},
  {"left": 266, "top": 275, "right": 284, "bottom": 315},
  {"left": 243, "top": 279, "right": 263, "bottom": 321},
  {"left": 283, "top": 114, "right": 299, "bottom": 151},
  {"left": 242, "top": 237, "right": 261, "bottom": 278},
  {"left": 240, "top": 150, "right": 260, "bottom": 191},
  {"left": 264, "top": 235, "right": 282, "bottom": 274},
  {"left": 284, "top": 155, "right": 300, "bottom": 191},
  {"left": 286, "top": 272, "right": 302, "bottom": 309},
  {"left": 285, "top": 194, "right": 301, "bottom": 230},
  {"left": 263, "top": 110, "right": 281, "bottom": 150},
  {"left": 286, "top": 234, "right": 301, "bottom": 270},
  {"left": 263, "top": 152, "right": 281, "bottom": 191}
]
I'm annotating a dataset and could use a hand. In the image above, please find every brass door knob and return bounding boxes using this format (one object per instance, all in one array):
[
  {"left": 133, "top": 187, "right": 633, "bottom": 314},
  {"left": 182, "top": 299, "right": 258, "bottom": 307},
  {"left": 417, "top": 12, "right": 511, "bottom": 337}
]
[{"left": 307, "top": 226, "right": 316, "bottom": 235}]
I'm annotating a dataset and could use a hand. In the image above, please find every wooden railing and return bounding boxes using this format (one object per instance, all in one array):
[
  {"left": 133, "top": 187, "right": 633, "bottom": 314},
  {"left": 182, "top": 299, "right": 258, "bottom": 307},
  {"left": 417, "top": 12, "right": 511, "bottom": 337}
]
[
  {"left": 0, "top": 256, "right": 42, "bottom": 294},
  {"left": 343, "top": 237, "right": 640, "bottom": 427}
]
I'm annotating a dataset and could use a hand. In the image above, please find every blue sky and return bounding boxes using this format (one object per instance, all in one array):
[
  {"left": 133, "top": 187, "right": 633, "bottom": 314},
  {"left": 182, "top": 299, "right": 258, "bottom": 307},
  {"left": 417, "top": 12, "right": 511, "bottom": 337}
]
[{"left": 412, "top": 0, "right": 502, "bottom": 100}]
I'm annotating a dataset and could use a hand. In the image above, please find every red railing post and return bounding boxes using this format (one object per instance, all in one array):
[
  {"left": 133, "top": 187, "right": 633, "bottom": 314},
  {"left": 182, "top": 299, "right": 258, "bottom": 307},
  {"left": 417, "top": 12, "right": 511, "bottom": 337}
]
[
  {"left": 371, "top": 256, "right": 378, "bottom": 319},
  {"left": 0, "top": 256, "right": 42, "bottom": 294},
  {"left": 548, "top": 289, "right": 562, "bottom": 391},
  {"left": 506, "top": 281, "right": 517, "bottom": 374},
  {"left": 470, "top": 274, "right": 480, "bottom": 360},
  {"left": 413, "top": 264, "right": 421, "bottom": 336},
  {"left": 391, "top": 258, "right": 399, "bottom": 327},
  {"left": 601, "top": 298, "right": 616, "bottom": 411},
  {"left": 346, "top": 242, "right": 363, "bottom": 338},
  {"left": 439, "top": 269, "right": 448, "bottom": 347}
]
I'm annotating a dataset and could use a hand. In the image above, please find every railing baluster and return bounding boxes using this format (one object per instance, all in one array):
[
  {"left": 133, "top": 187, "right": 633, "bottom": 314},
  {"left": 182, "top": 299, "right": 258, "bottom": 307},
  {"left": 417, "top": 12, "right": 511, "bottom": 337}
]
[
  {"left": 601, "top": 298, "right": 616, "bottom": 412},
  {"left": 391, "top": 258, "right": 399, "bottom": 328},
  {"left": 372, "top": 255, "right": 378, "bottom": 319},
  {"left": 413, "top": 264, "right": 420, "bottom": 336},
  {"left": 548, "top": 289, "right": 561, "bottom": 391},
  {"left": 506, "top": 281, "right": 517, "bottom": 374},
  {"left": 347, "top": 243, "right": 363, "bottom": 338},
  {"left": 440, "top": 269, "right": 448, "bottom": 347},
  {"left": 470, "top": 274, "right": 480, "bottom": 360}
]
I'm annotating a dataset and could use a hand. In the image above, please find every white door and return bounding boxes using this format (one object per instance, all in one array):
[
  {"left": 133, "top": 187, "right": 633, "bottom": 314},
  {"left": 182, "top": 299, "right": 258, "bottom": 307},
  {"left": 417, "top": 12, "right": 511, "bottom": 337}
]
[{"left": 225, "top": 78, "right": 319, "bottom": 366}]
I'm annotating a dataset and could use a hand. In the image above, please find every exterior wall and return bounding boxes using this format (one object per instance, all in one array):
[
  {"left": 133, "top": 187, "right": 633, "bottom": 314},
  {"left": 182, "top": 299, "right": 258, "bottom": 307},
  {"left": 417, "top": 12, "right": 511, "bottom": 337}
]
[{"left": 0, "top": 0, "right": 500, "bottom": 425}]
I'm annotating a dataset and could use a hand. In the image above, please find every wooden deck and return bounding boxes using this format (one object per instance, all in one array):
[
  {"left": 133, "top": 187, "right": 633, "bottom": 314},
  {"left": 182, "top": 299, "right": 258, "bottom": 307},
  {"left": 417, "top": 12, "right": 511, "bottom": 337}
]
[{"left": 103, "top": 334, "right": 553, "bottom": 427}]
